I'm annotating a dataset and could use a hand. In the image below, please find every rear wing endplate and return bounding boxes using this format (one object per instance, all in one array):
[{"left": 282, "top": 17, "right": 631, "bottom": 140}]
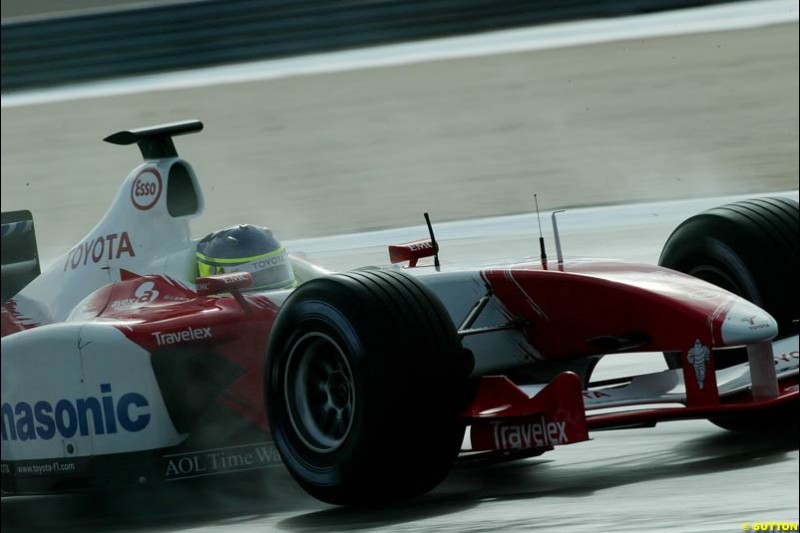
[{"left": 1, "top": 210, "right": 40, "bottom": 304}]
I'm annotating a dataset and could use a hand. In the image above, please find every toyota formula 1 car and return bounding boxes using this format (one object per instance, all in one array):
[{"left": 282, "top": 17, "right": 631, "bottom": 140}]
[{"left": 1, "top": 121, "right": 798, "bottom": 505}]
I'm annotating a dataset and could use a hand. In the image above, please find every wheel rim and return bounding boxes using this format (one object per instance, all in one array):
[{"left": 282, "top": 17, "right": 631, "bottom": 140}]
[{"left": 284, "top": 332, "right": 355, "bottom": 453}]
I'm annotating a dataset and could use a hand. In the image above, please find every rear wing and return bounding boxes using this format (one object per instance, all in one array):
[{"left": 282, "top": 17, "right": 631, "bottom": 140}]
[
  {"left": 103, "top": 119, "right": 203, "bottom": 159},
  {"left": 1, "top": 210, "right": 40, "bottom": 304}
]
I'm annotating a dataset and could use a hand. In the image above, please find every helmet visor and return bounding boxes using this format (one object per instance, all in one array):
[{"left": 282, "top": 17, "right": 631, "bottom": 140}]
[{"left": 197, "top": 248, "right": 295, "bottom": 290}]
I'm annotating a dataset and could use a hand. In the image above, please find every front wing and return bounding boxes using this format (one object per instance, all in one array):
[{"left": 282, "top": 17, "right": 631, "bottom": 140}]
[{"left": 460, "top": 336, "right": 799, "bottom": 454}]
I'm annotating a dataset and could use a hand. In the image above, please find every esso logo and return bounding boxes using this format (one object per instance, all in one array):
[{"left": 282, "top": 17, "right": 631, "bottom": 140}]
[{"left": 131, "top": 169, "right": 162, "bottom": 211}]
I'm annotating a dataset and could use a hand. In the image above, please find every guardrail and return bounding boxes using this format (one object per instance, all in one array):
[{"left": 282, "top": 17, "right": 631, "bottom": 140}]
[{"left": 1, "top": 0, "right": 737, "bottom": 91}]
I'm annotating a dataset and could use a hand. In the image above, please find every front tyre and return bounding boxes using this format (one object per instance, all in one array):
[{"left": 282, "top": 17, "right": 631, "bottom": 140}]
[{"left": 265, "top": 269, "right": 471, "bottom": 505}]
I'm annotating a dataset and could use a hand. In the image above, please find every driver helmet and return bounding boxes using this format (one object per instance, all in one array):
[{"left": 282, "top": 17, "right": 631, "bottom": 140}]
[{"left": 196, "top": 224, "right": 295, "bottom": 290}]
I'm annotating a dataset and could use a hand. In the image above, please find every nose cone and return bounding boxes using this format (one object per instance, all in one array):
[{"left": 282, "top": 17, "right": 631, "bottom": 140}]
[{"left": 720, "top": 299, "right": 778, "bottom": 346}]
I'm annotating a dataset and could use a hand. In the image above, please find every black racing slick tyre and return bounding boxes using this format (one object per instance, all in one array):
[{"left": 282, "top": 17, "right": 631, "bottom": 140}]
[
  {"left": 659, "top": 197, "right": 798, "bottom": 369},
  {"left": 659, "top": 197, "right": 799, "bottom": 431},
  {"left": 265, "top": 269, "right": 472, "bottom": 505}
]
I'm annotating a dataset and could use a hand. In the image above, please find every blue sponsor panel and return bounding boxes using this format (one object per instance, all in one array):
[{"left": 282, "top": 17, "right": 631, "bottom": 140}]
[{"left": 1, "top": 384, "right": 150, "bottom": 442}]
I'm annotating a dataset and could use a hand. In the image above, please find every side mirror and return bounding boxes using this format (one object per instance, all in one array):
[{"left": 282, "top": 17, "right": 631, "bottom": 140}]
[
  {"left": 388, "top": 239, "right": 436, "bottom": 268},
  {"left": 195, "top": 272, "right": 252, "bottom": 296}
]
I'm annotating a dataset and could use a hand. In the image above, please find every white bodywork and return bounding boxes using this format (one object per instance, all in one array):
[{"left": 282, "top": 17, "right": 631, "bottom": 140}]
[
  {"left": 2, "top": 324, "right": 183, "bottom": 461},
  {"left": 10, "top": 157, "right": 203, "bottom": 327}
]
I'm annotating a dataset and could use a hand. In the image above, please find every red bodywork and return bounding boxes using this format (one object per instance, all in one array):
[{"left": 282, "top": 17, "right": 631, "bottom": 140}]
[
  {"left": 465, "top": 373, "right": 589, "bottom": 452},
  {"left": 67, "top": 273, "right": 280, "bottom": 431},
  {"left": 388, "top": 239, "right": 436, "bottom": 267},
  {"left": 455, "top": 258, "right": 797, "bottom": 454}
]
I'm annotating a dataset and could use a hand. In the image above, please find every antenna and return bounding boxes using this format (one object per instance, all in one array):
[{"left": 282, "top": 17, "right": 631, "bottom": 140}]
[
  {"left": 424, "top": 212, "right": 441, "bottom": 271},
  {"left": 551, "top": 209, "right": 566, "bottom": 264},
  {"left": 534, "top": 194, "right": 547, "bottom": 262}
]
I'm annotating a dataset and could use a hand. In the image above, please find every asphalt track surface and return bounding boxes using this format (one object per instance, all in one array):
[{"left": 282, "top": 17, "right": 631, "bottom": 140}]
[
  {"left": 1, "top": 3, "right": 799, "bottom": 532},
  {"left": 1, "top": 422, "right": 798, "bottom": 533}
]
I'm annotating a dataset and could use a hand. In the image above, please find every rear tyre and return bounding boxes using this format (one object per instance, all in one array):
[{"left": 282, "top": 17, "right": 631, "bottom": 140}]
[
  {"left": 659, "top": 197, "right": 799, "bottom": 432},
  {"left": 265, "top": 269, "right": 472, "bottom": 505}
]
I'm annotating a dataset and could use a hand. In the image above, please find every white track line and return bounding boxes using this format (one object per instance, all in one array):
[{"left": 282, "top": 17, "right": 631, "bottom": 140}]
[{"left": 2, "top": 0, "right": 796, "bottom": 108}]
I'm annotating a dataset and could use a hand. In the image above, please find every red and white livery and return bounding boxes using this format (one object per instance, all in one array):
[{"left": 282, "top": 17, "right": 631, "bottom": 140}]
[{"left": 2, "top": 121, "right": 797, "bottom": 505}]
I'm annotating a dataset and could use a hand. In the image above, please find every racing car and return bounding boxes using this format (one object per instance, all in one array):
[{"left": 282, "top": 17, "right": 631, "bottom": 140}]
[{"left": 2, "top": 120, "right": 797, "bottom": 505}]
